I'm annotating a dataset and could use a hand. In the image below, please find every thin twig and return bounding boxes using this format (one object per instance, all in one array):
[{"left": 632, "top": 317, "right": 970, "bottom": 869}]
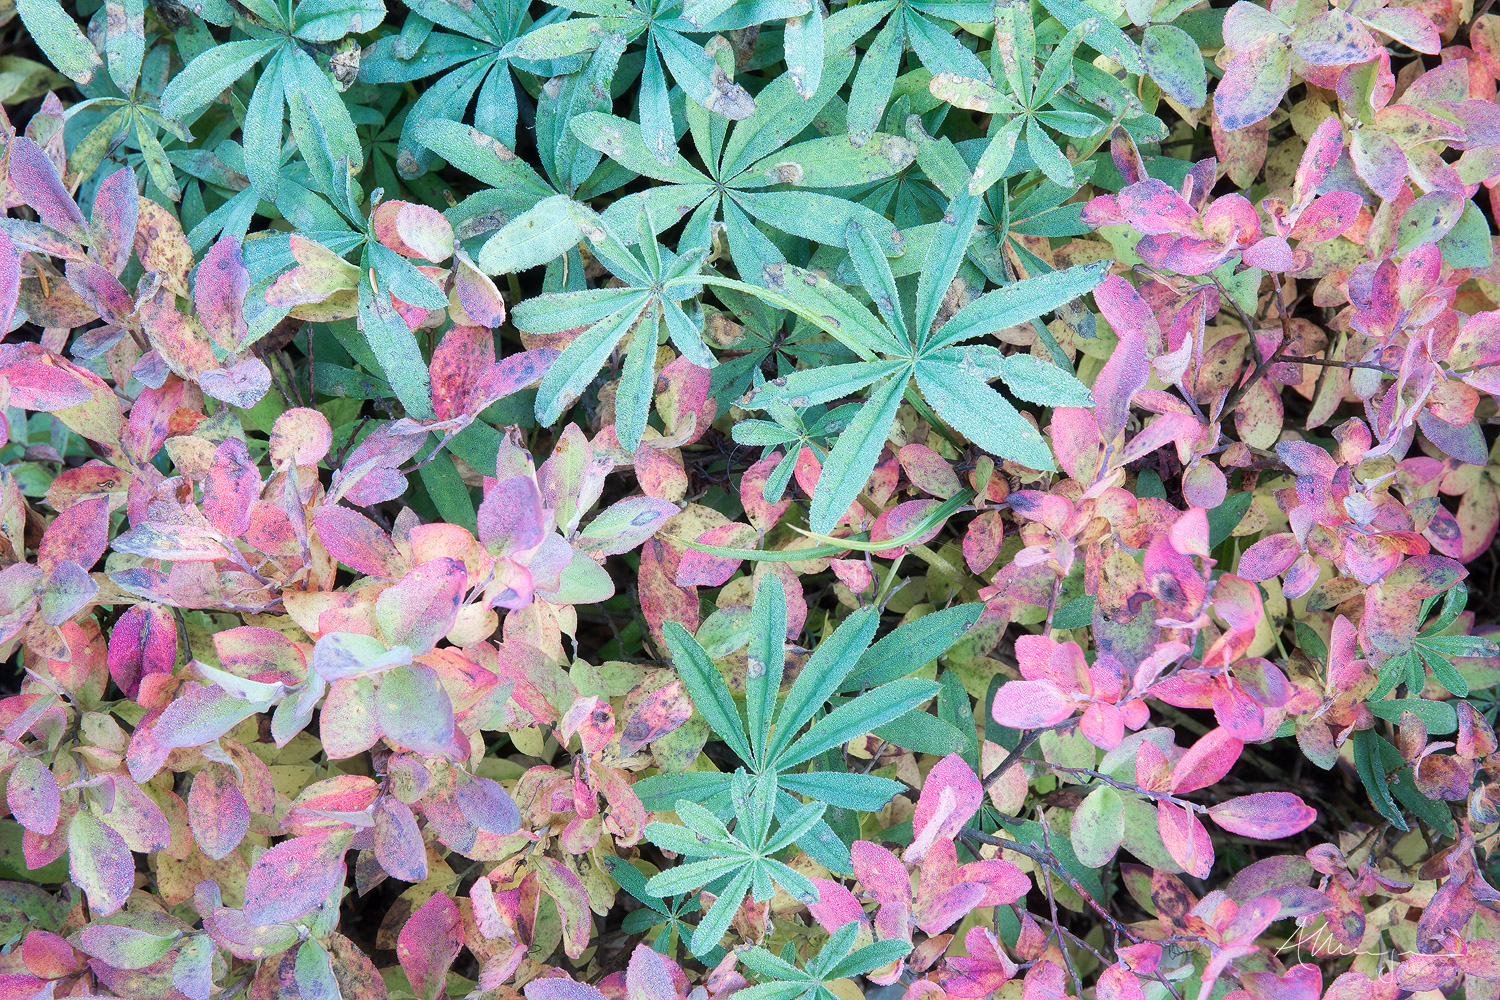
[
  {"left": 1035, "top": 807, "right": 1085, "bottom": 996},
  {"left": 1274, "top": 355, "right": 1388, "bottom": 372},
  {"left": 981, "top": 720, "right": 1076, "bottom": 790}
]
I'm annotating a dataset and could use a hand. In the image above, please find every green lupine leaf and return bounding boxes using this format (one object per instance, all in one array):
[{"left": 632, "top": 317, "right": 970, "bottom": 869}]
[{"left": 16, "top": 0, "right": 102, "bottom": 84}]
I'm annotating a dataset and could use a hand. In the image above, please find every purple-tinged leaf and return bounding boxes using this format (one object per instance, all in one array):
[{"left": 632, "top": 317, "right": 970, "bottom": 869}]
[
  {"left": 242, "top": 832, "right": 350, "bottom": 926},
  {"left": 9, "top": 137, "right": 88, "bottom": 243},
  {"left": 68, "top": 811, "right": 135, "bottom": 916}
]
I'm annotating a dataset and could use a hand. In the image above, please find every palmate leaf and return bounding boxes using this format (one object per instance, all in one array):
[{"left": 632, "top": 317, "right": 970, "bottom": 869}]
[
  {"left": 508, "top": 204, "right": 713, "bottom": 450},
  {"left": 753, "top": 181, "right": 1106, "bottom": 534},
  {"left": 159, "top": 0, "right": 380, "bottom": 201},
  {"left": 359, "top": 0, "right": 568, "bottom": 175},
  {"left": 639, "top": 579, "right": 976, "bottom": 872},
  {"left": 737, "top": 921, "right": 912, "bottom": 1000},
  {"left": 644, "top": 770, "right": 824, "bottom": 956},
  {"left": 498, "top": 0, "right": 780, "bottom": 162},
  {"left": 930, "top": 17, "right": 1107, "bottom": 194},
  {"left": 1369, "top": 582, "right": 1500, "bottom": 700},
  {"left": 571, "top": 44, "right": 914, "bottom": 264}
]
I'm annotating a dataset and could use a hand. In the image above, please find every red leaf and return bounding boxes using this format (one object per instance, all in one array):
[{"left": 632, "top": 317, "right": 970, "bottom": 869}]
[
  {"left": 740, "top": 453, "right": 791, "bottom": 532},
  {"left": 430, "top": 324, "right": 493, "bottom": 421},
  {"left": 639, "top": 537, "right": 698, "bottom": 646},
  {"left": 468, "top": 349, "right": 558, "bottom": 415}
]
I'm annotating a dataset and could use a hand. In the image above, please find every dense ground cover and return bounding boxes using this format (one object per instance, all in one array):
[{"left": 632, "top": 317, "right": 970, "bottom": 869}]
[{"left": 1, "top": 0, "right": 1500, "bottom": 996}]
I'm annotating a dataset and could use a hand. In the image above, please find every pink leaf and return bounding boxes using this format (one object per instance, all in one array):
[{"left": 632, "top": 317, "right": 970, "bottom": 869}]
[
  {"left": 9, "top": 138, "right": 87, "bottom": 243},
  {"left": 398, "top": 892, "right": 463, "bottom": 1000},
  {"left": 675, "top": 523, "right": 754, "bottom": 586},
  {"left": 527, "top": 978, "right": 608, "bottom": 1000},
  {"left": 807, "top": 877, "right": 869, "bottom": 935},
  {"left": 1092, "top": 278, "right": 1155, "bottom": 441},
  {"left": 1208, "top": 792, "right": 1317, "bottom": 838},
  {"left": 625, "top": 943, "right": 680, "bottom": 1000},
  {"left": 1237, "top": 532, "right": 1300, "bottom": 581},
  {"left": 0, "top": 230, "right": 20, "bottom": 335},
  {"left": 1116, "top": 180, "right": 1198, "bottom": 235},
  {"left": 195, "top": 237, "right": 250, "bottom": 351},
  {"left": 620, "top": 680, "right": 692, "bottom": 756},
  {"left": 374, "top": 558, "right": 467, "bottom": 653},
  {"left": 314, "top": 506, "right": 405, "bottom": 578},
  {"left": 106, "top": 604, "right": 177, "bottom": 699},
  {"left": 908, "top": 754, "right": 983, "bottom": 863},
  {"left": 372, "top": 201, "right": 454, "bottom": 261},
  {"left": 740, "top": 453, "right": 791, "bottom": 532},
  {"left": 188, "top": 762, "right": 250, "bottom": 860},
  {"left": 958, "top": 858, "right": 1031, "bottom": 906},
  {"left": 899, "top": 444, "right": 963, "bottom": 498},
  {"left": 7, "top": 757, "right": 60, "bottom": 835},
  {"left": 1290, "top": 191, "right": 1362, "bottom": 242},
  {"left": 963, "top": 510, "right": 1004, "bottom": 574},
  {"left": 270, "top": 408, "right": 333, "bottom": 467},
  {"left": 242, "top": 832, "right": 350, "bottom": 926},
  {"left": 639, "top": 537, "right": 698, "bottom": 645},
  {"left": 1294, "top": 116, "right": 1344, "bottom": 201},
  {"left": 1157, "top": 801, "right": 1214, "bottom": 878},
  {"left": 454, "top": 253, "right": 506, "bottom": 328},
  {"left": 1170, "top": 727, "right": 1243, "bottom": 793},
  {"left": 89, "top": 166, "right": 139, "bottom": 276},
  {"left": 67, "top": 811, "right": 134, "bottom": 917},
  {"left": 991, "top": 681, "right": 1075, "bottom": 729},
  {"left": 203, "top": 437, "right": 261, "bottom": 537},
  {"left": 478, "top": 477, "right": 547, "bottom": 556},
  {"left": 198, "top": 358, "right": 272, "bottom": 409},
  {"left": 456, "top": 773, "right": 520, "bottom": 835},
  {"left": 38, "top": 495, "right": 108, "bottom": 573}
]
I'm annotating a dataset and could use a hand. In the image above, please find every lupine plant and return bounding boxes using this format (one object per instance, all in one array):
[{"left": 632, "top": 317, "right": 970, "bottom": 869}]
[{"left": 1, "top": 0, "right": 1500, "bottom": 996}]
